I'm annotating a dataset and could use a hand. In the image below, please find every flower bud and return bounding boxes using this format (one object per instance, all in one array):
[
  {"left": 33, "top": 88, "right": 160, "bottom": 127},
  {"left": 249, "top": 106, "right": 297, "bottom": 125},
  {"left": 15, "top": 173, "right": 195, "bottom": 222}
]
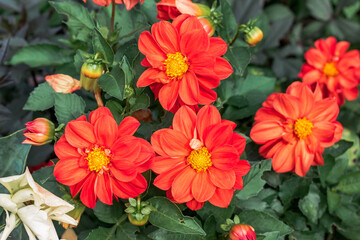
[
  {"left": 125, "top": 197, "right": 152, "bottom": 226},
  {"left": 243, "top": 26, "right": 263, "bottom": 47},
  {"left": 80, "top": 62, "right": 104, "bottom": 92},
  {"left": 22, "top": 118, "right": 55, "bottom": 146},
  {"left": 229, "top": 224, "right": 256, "bottom": 240},
  {"left": 45, "top": 74, "right": 81, "bottom": 93}
]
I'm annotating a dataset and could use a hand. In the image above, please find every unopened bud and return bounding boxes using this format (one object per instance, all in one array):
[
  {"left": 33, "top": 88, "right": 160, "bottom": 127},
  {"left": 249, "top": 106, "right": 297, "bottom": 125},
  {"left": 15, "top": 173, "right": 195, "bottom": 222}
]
[{"left": 22, "top": 118, "right": 55, "bottom": 146}]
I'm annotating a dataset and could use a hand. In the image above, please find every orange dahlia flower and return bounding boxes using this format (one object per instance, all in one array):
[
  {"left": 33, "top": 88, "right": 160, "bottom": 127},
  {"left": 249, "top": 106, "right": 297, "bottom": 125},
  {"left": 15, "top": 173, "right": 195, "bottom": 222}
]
[
  {"left": 137, "top": 15, "right": 233, "bottom": 112},
  {"left": 83, "top": 0, "right": 144, "bottom": 10},
  {"left": 298, "top": 37, "right": 360, "bottom": 105},
  {"left": 250, "top": 82, "right": 343, "bottom": 177},
  {"left": 54, "top": 107, "right": 154, "bottom": 208},
  {"left": 151, "top": 105, "right": 250, "bottom": 210}
]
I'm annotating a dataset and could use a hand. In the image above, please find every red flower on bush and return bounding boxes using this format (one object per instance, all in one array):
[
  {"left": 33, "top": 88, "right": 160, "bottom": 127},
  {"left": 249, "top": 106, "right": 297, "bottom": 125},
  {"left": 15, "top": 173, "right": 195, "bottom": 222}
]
[
  {"left": 250, "top": 82, "right": 343, "bottom": 177},
  {"left": 54, "top": 107, "right": 154, "bottom": 208},
  {"left": 151, "top": 105, "right": 250, "bottom": 210},
  {"left": 137, "top": 15, "right": 233, "bottom": 112},
  {"left": 298, "top": 36, "right": 360, "bottom": 105},
  {"left": 156, "top": 0, "right": 215, "bottom": 36},
  {"left": 83, "top": 0, "right": 144, "bottom": 10}
]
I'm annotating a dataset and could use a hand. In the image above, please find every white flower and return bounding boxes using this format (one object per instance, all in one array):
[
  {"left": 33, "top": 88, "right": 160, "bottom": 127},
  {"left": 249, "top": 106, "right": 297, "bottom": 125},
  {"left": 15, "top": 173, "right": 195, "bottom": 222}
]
[{"left": 0, "top": 168, "right": 78, "bottom": 240}]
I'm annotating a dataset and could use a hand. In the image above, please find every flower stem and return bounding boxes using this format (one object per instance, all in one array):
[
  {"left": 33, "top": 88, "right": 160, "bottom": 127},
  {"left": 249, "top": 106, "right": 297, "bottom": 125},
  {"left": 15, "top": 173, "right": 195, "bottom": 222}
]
[
  {"left": 110, "top": 0, "right": 115, "bottom": 35},
  {"left": 95, "top": 90, "right": 104, "bottom": 107}
]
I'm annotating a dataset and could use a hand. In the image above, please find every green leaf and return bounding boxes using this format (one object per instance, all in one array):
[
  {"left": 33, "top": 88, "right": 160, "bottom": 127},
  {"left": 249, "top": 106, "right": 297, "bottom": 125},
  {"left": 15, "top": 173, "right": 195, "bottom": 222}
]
[
  {"left": 306, "top": 0, "right": 333, "bottom": 21},
  {"left": 236, "top": 159, "right": 272, "bottom": 200},
  {"left": 23, "top": 82, "right": 55, "bottom": 111},
  {"left": 8, "top": 43, "right": 73, "bottom": 67},
  {"left": 120, "top": 56, "right": 134, "bottom": 86},
  {"left": 0, "top": 130, "right": 31, "bottom": 177},
  {"left": 298, "top": 183, "right": 321, "bottom": 224},
  {"left": 115, "top": 222, "right": 139, "bottom": 240},
  {"left": 54, "top": 93, "right": 86, "bottom": 123},
  {"left": 333, "top": 172, "right": 360, "bottom": 194},
  {"left": 225, "top": 46, "right": 251, "bottom": 76},
  {"left": 130, "top": 94, "right": 150, "bottom": 112},
  {"left": 147, "top": 197, "right": 206, "bottom": 236},
  {"left": 279, "top": 177, "right": 311, "bottom": 209},
  {"left": 327, "top": 188, "right": 341, "bottom": 214},
  {"left": 98, "top": 66, "right": 125, "bottom": 101},
  {"left": 257, "top": 231, "right": 280, "bottom": 240},
  {"left": 92, "top": 29, "right": 114, "bottom": 65},
  {"left": 93, "top": 201, "right": 124, "bottom": 224},
  {"left": 49, "top": 1, "right": 94, "bottom": 40},
  {"left": 238, "top": 210, "right": 293, "bottom": 236},
  {"left": 105, "top": 100, "right": 124, "bottom": 124},
  {"left": 148, "top": 229, "right": 205, "bottom": 240},
  {"left": 218, "top": 0, "right": 238, "bottom": 43},
  {"left": 323, "top": 140, "right": 353, "bottom": 158},
  {"left": 85, "top": 227, "right": 115, "bottom": 240},
  {"left": 317, "top": 155, "right": 335, "bottom": 187},
  {"left": 223, "top": 75, "right": 276, "bottom": 120}
]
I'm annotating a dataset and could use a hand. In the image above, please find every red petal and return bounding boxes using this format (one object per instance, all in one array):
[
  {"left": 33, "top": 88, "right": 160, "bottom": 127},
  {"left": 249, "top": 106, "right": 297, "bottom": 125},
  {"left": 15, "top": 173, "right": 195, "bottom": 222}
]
[
  {"left": 209, "top": 167, "right": 235, "bottom": 189},
  {"left": 186, "top": 199, "right": 204, "bottom": 210},
  {"left": 173, "top": 106, "right": 197, "bottom": 139},
  {"left": 209, "top": 37, "right": 227, "bottom": 56},
  {"left": 95, "top": 174, "right": 113, "bottom": 205},
  {"left": 94, "top": 115, "right": 118, "bottom": 148},
  {"left": 54, "top": 135, "right": 80, "bottom": 160},
  {"left": 137, "top": 68, "right": 160, "bottom": 87},
  {"left": 272, "top": 143, "right": 296, "bottom": 174},
  {"left": 80, "top": 174, "right": 97, "bottom": 208},
  {"left": 54, "top": 160, "right": 89, "bottom": 186},
  {"left": 152, "top": 20, "right": 180, "bottom": 53},
  {"left": 205, "top": 124, "right": 233, "bottom": 152},
  {"left": 180, "top": 30, "right": 209, "bottom": 58},
  {"left": 110, "top": 167, "right": 137, "bottom": 182},
  {"left": 179, "top": 72, "right": 199, "bottom": 105},
  {"left": 159, "top": 81, "right": 180, "bottom": 111},
  {"left": 211, "top": 145, "right": 239, "bottom": 170},
  {"left": 312, "top": 122, "right": 336, "bottom": 144},
  {"left": 152, "top": 156, "right": 186, "bottom": 174},
  {"left": 250, "top": 121, "right": 284, "bottom": 144},
  {"left": 171, "top": 166, "right": 196, "bottom": 202},
  {"left": 65, "top": 121, "right": 95, "bottom": 148},
  {"left": 307, "top": 98, "right": 339, "bottom": 122},
  {"left": 208, "top": 188, "right": 233, "bottom": 208},
  {"left": 89, "top": 107, "right": 113, "bottom": 125},
  {"left": 138, "top": 31, "right": 166, "bottom": 68},
  {"left": 153, "top": 164, "right": 187, "bottom": 190},
  {"left": 273, "top": 94, "right": 301, "bottom": 119},
  {"left": 232, "top": 132, "right": 246, "bottom": 155},
  {"left": 294, "top": 140, "right": 314, "bottom": 177},
  {"left": 214, "top": 57, "right": 233, "bottom": 79},
  {"left": 198, "top": 84, "right": 217, "bottom": 105},
  {"left": 191, "top": 171, "right": 216, "bottom": 202},
  {"left": 159, "top": 129, "right": 191, "bottom": 156},
  {"left": 118, "top": 116, "right": 140, "bottom": 136},
  {"left": 305, "top": 48, "right": 327, "bottom": 69},
  {"left": 196, "top": 105, "right": 221, "bottom": 142}
]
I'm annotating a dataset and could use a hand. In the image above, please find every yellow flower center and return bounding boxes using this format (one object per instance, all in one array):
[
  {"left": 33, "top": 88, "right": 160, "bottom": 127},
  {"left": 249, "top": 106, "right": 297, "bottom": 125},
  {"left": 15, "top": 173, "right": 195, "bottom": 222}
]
[
  {"left": 164, "top": 52, "right": 189, "bottom": 80},
  {"left": 323, "top": 62, "right": 338, "bottom": 77},
  {"left": 86, "top": 147, "right": 110, "bottom": 172},
  {"left": 187, "top": 147, "right": 212, "bottom": 172},
  {"left": 293, "top": 118, "right": 313, "bottom": 139}
]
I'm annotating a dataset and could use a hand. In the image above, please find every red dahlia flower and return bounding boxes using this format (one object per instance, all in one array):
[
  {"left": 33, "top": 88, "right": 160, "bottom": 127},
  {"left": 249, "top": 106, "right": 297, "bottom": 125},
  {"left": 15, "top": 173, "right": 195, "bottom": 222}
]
[
  {"left": 137, "top": 15, "right": 233, "bottom": 112},
  {"left": 250, "top": 82, "right": 343, "bottom": 177},
  {"left": 54, "top": 107, "right": 154, "bottom": 208},
  {"left": 298, "top": 36, "right": 360, "bottom": 105},
  {"left": 83, "top": 0, "right": 144, "bottom": 10},
  {"left": 151, "top": 105, "right": 250, "bottom": 210}
]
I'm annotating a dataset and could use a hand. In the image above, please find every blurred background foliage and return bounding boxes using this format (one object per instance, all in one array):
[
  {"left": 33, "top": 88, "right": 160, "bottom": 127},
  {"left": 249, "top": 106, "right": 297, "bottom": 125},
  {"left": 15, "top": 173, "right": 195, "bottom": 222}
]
[{"left": 0, "top": 0, "right": 360, "bottom": 239}]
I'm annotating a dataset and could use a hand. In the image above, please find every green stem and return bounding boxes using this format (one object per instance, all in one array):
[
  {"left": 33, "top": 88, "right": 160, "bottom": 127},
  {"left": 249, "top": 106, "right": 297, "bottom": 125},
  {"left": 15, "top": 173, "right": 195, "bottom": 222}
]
[{"left": 110, "top": 0, "right": 116, "bottom": 35}]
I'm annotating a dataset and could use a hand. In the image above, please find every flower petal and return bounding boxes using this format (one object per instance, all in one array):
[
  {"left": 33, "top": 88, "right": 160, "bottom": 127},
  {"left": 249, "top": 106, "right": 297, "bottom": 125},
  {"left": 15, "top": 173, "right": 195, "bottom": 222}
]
[
  {"left": 191, "top": 171, "right": 216, "bottom": 202},
  {"left": 159, "top": 80, "right": 180, "bottom": 111},
  {"left": 118, "top": 116, "right": 140, "bottom": 136},
  {"left": 94, "top": 115, "right": 118, "bottom": 148},
  {"left": 179, "top": 72, "right": 199, "bottom": 105},
  {"left": 196, "top": 105, "right": 221, "bottom": 142},
  {"left": 65, "top": 121, "right": 95, "bottom": 148},
  {"left": 138, "top": 31, "right": 166, "bottom": 68},
  {"left": 171, "top": 167, "right": 196, "bottom": 203},
  {"left": 209, "top": 167, "right": 235, "bottom": 189},
  {"left": 208, "top": 188, "right": 233, "bottom": 208},
  {"left": 152, "top": 20, "right": 180, "bottom": 53},
  {"left": 172, "top": 106, "right": 197, "bottom": 139}
]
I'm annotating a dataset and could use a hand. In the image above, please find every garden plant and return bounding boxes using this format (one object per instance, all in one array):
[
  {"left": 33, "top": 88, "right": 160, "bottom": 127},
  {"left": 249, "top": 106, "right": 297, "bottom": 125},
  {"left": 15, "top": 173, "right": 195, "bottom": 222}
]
[{"left": 0, "top": 0, "right": 360, "bottom": 239}]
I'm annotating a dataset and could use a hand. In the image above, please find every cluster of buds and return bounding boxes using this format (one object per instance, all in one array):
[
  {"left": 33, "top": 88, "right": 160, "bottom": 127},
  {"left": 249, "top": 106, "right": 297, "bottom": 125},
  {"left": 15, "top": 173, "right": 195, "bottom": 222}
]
[
  {"left": 221, "top": 215, "right": 256, "bottom": 240},
  {"left": 125, "top": 197, "right": 152, "bottom": 226},
  {"left": 239, "top": 19, "right": 263, "bottom": 47}
]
